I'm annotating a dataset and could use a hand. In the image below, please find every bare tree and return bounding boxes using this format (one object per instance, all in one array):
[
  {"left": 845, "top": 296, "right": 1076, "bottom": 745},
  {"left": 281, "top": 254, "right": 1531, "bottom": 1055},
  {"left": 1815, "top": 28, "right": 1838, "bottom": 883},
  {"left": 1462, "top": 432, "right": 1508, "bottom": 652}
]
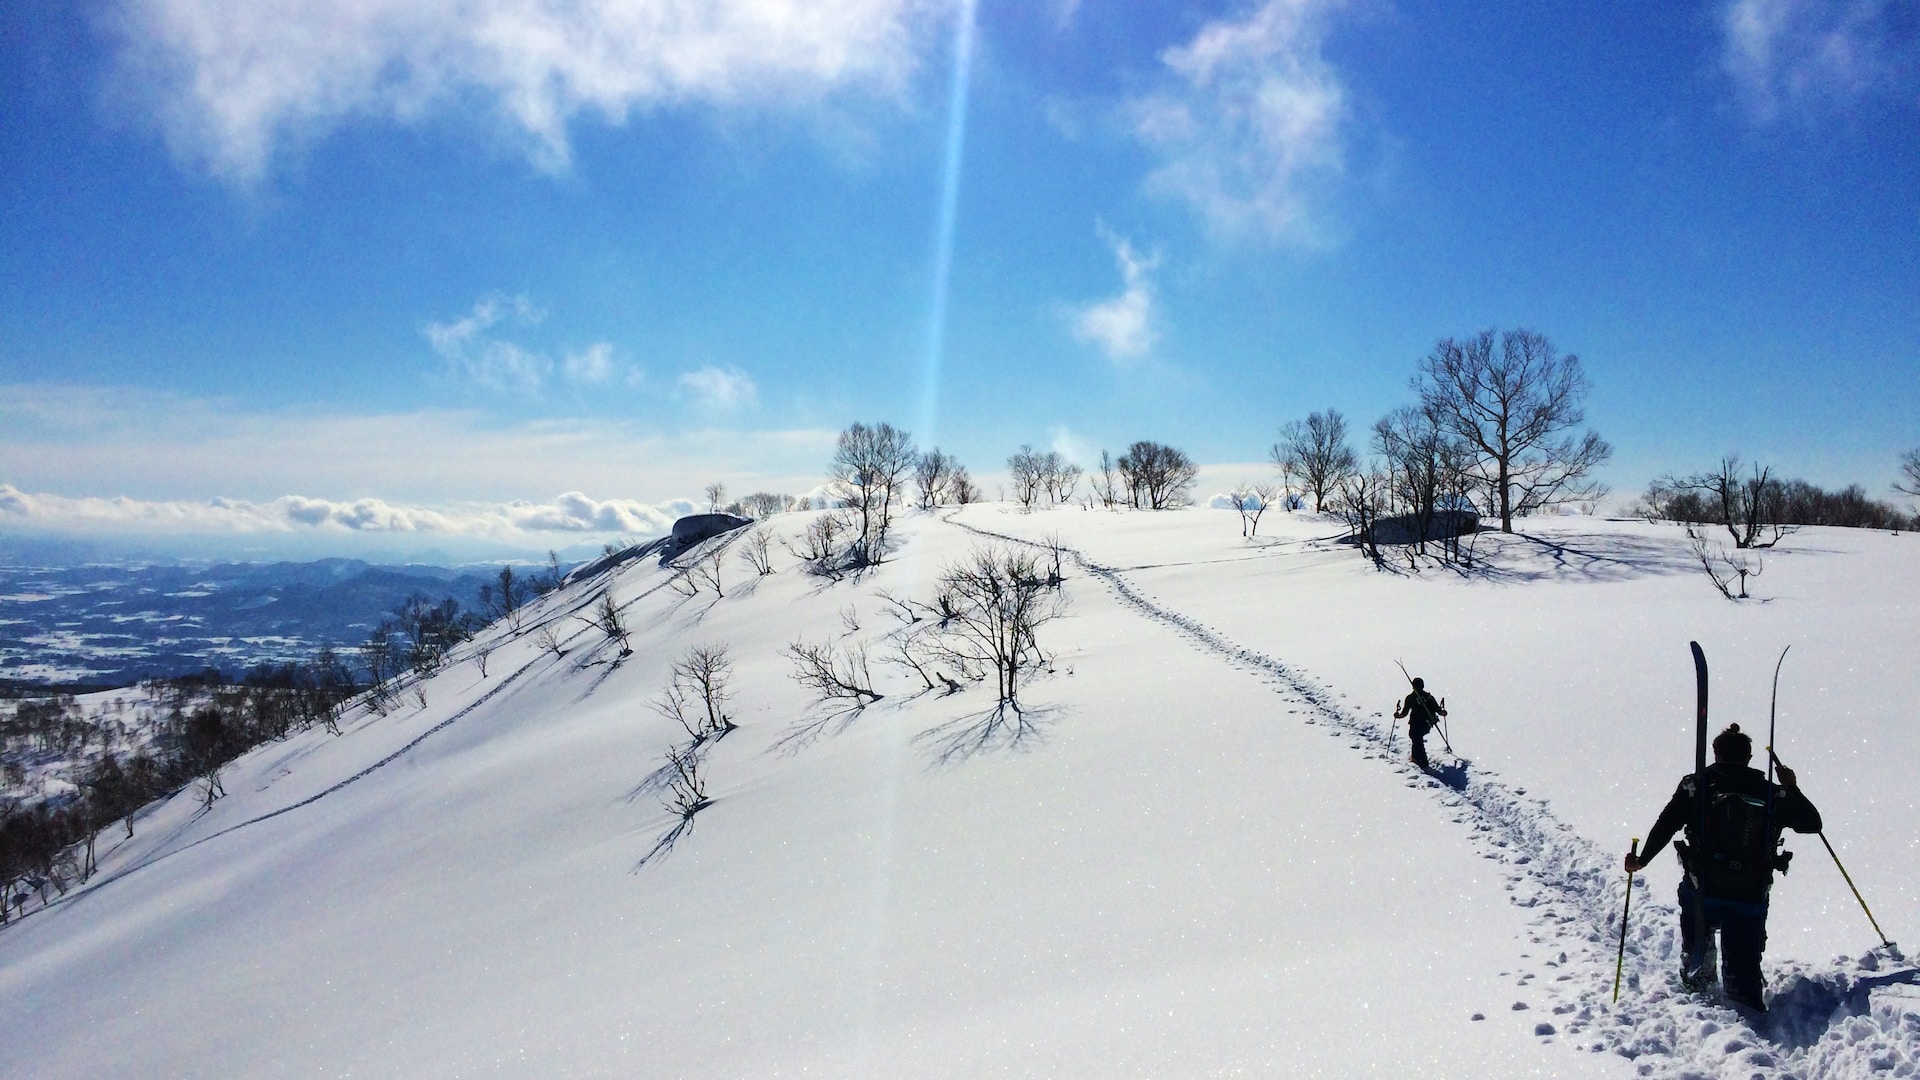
[
  {"left": 1372, "top": 402, "right": 1471, "bottom": 556},
  {"left": 924, "top": 545, "right": 1064, "bottom": 708},
  {"left": 479, "top": 564, "right": 529, "bottom": 631},
  {"left": 949, "top": 466, "right": 978, "bottom": 506},
  {"left": 1895, "top": 448, "right": 1920, "bottom": 499},
  {"left": 181, "top": 705, "right": 230, "bottom": 808},
  {"left": 1268, "top": 438, "right": 1301, "bottom": 510},
  {"left": 738, "top": 526, "right": 775, "bottom": 575},
  {"left": 785, "top": 639, "right": 883, "bottom": 706},
  {"left": 829, "top": 421, "right": 917, "bottom": 564},
  {"left": 536, "top": 624, "right": 566, "bottom": 659},
  {"left": 1092, "top": 449, "right": 1121, "bottom": 508},
  {"left": 915, "top": 448, "right": 956, "bottom": 509},
  {"left": 1278, "top": 411, "right": 1357, "bottom": 513},
  {"left": 1041, "top": 451, "right": 1082, "bottom": 504},
  {"left": 704, "top": 482, "right": 726, "bottom": 513},
  {"left": 737, "top": 492, "right": 796, "bottom": 518},
  {"left": 1116, "top": 441, "right": 1198, "bottom": 510},
  {"left": 473, "top": 642, "right": 493, "bottom": 678},
  {"left": 1415, "top": 328, "right": 1611, "bottom": 532},
  {"left": 1334, "top": 464, "right": 1392, "bottom": 564},
  {"left": 1008, "top": 445, "right": 1044, "bottom": 510},
  {"left": 1657, "top": 457, "right": 1795, "bottom": 549}
]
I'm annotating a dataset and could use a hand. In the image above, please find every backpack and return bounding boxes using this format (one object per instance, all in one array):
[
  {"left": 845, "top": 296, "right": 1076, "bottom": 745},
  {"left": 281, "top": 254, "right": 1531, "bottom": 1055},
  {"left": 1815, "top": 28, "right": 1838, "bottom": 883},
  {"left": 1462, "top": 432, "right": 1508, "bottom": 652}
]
[
  {"left": 1406, "top": 691, "right": 1438, "bottom": 733},
  {"left": 1694, "top": 784, "right": 1778, "bottom": 896}
]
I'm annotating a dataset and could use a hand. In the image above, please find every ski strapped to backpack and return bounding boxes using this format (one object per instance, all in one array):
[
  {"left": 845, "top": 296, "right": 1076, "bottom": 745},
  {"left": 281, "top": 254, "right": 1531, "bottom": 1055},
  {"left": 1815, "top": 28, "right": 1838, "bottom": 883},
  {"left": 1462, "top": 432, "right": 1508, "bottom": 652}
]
[{"left": 1686, "top": 641, "right": 1711, "bottom": 983}]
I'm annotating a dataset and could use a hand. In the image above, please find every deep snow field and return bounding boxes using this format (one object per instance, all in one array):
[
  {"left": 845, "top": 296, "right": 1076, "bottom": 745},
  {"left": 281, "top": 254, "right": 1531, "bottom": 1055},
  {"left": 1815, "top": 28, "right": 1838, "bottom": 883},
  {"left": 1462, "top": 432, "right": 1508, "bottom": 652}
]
[{"left": 1, "top": 506, "right": 1914, "bottom": 1079}]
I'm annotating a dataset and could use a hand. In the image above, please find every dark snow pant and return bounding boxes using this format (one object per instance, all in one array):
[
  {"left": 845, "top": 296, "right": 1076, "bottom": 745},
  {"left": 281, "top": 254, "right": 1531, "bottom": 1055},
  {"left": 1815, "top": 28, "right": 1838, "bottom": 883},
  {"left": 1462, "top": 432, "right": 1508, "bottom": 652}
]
[
  {"left": 1678, "top": 878, "right": 1769, "bottom": 1007},
  {"left": 1409, "top": 722, "right": 1430, "bottom": 768}
]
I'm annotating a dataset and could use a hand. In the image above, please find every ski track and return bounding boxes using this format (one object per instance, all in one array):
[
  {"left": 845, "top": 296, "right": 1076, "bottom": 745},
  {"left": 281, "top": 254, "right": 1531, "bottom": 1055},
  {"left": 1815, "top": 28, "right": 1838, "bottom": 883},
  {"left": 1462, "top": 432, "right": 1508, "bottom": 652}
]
[{"left": 951, "top": 513, "right": 1918, "bottom": 1080}]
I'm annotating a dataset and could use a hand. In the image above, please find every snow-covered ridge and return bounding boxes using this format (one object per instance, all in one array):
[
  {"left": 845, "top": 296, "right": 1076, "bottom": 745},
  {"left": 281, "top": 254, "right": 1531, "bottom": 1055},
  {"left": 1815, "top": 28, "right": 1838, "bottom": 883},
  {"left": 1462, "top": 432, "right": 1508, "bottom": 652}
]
[{"left": 2, "top": 508, "right": 1914, "bottom": 1078}]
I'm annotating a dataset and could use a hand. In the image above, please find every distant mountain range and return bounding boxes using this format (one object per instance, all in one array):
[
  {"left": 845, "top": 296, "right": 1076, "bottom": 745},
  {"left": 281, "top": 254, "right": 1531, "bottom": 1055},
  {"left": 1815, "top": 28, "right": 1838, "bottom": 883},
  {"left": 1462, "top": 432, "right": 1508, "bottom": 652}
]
[{"left": 0, "top": 559, "right": 502, "bottom": 688}]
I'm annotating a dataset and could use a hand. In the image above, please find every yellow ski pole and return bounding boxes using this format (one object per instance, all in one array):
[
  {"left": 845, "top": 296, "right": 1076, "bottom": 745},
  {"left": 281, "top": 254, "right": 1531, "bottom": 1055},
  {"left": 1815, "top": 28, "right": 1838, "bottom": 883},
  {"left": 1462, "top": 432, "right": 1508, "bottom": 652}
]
[
  {"left": 1769, "top": 747, "right": 1894, "bottom": 950},
  {"left": 1614, "top": 838, "right": 1638, "bottom": 1003}
]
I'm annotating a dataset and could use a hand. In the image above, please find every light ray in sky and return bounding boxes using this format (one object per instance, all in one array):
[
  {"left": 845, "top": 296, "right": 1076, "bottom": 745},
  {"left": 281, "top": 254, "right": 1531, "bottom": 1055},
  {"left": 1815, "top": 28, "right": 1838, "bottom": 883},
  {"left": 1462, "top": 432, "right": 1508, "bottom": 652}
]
[{"left": 915, "top": 0, "right": 978, "bottom": 451}]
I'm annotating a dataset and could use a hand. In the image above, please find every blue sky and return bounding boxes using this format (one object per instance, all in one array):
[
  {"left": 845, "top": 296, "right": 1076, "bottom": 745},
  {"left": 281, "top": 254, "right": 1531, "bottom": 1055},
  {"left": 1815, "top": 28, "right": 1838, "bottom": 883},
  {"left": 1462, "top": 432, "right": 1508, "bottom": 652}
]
[{"left": 3, "top": 0, "right": 1916, "bottom": 561}]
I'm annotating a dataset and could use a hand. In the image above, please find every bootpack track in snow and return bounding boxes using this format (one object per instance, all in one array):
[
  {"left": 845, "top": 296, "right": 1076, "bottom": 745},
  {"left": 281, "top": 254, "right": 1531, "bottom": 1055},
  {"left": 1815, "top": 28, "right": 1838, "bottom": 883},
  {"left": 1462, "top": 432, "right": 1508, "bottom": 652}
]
[{"left": 952, "top": 513, "right": 1918, "bottom": 1080}]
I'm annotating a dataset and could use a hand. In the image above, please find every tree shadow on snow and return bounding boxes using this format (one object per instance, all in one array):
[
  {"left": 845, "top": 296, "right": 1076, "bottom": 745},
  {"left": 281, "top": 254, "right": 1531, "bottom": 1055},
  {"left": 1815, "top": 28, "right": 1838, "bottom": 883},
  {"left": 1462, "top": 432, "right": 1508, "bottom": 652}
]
[
  {"left": 629, "top": 806, "right": 709, "bottom": 872},
  {"left": 1459, "top": 530, "right": 1700, "bottom": 584},
  {"left": 770, "top": 702, "right": 872, "bottom": 756},
  {"left": 914, "top": 702, "right": 1062, "bottom": 766}
]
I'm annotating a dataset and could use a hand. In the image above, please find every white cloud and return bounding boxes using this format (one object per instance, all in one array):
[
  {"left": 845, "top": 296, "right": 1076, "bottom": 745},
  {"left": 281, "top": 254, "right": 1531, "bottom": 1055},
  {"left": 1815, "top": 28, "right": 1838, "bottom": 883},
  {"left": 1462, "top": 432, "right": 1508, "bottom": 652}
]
[
  {"left": 1048, "top": 426, "right": 1094, "bottom": 467},
  {"left": 677, "top": 365, "right": 759, "bottom": 409},
  {"left": 426, "top": 295, "right": 633, "bottom": 391},
  {"left": 426, "top": 294, "right": 551, "bottom": 391},
  {"left": 1127, "top": 0, "right": 1348, "bottom": 243},
  {"left": 1070, "top": 226, "right": 1160, "bottom": 361},
  {"left": 109, "top": 0, "right": 941, "bottom": 182},
  {"left": 562, "top": 342, "right": 622, "bottom": 386},
  {"left": 1719, "top": 0, "right": 1916, "bottom": 122},
  {"left": 0, "top": 383, "right": 836, "bottom": 527},
  {"left": 0, "top": 482, "right": 678, "bottom": 543}
]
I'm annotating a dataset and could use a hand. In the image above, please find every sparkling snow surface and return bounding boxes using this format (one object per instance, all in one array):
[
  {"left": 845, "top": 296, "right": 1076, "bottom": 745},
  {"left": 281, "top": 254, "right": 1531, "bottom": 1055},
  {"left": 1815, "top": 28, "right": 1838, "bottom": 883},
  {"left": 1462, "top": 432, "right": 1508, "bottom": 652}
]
[{"left": 2, "top": 507, "right": 1914, "bottom": 1078}]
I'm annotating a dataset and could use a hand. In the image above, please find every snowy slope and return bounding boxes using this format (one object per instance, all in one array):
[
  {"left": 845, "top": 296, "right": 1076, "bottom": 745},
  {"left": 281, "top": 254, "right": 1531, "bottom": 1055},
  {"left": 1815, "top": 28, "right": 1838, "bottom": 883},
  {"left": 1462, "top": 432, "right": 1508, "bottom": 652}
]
[{"left": 0, "top": 508, "right": 1913, "bottom": 1079}]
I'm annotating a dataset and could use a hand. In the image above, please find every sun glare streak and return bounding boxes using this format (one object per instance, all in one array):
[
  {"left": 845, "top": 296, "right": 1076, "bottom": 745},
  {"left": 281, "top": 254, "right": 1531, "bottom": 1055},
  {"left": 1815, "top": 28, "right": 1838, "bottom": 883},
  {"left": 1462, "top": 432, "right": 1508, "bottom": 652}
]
[
  {"left": 916, "top": 0, "right": 978, "bottom": 451},
  {"left": 850, "top": 2, "right": 978, "bottom": 1060}
]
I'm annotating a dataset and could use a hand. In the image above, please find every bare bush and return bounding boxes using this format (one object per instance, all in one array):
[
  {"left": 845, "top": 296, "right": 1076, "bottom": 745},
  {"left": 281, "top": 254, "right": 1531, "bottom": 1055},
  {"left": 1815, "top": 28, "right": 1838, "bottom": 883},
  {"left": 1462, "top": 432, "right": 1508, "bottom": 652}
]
[
  {"left": 738, "top": 526, "right": 775, "bottom": 576},
  {"left": 783, "top": 512, "right": 850, "bottom": 575},
  {"left": 662, "top": 744, "right": 710, "bottom": 820},
  {"left": 1229, "top": 484, "right": 1279, "bottom": 537},
  {"left": 1687, "top": 523, "right": 1763, "bottom": 600},
  {"left": 688, "top": 545, "right": 725, "bottom": 597},
  {"left": 785, "top": 639, "right": 883, "bottom": 707},
  {"left": 653, "top": 644, "right": 736, "bottom": 741},
  {"left": 876, "top": 588, "right": 920, "bottom": 626},
  {"left": 536, "top": 625, "right": 566, "bottom": 659},
  {"left": 923, "top": 545, "right": 1064, "bottom": 708},
  {"left": 581, "top": 590, "right": 632, "bottom": 656}
]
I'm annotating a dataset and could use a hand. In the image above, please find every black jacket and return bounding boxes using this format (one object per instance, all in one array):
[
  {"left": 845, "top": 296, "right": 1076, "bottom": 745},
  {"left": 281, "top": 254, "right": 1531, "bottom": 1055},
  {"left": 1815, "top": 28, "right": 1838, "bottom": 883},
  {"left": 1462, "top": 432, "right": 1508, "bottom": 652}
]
[{"left": 1639, "top": 761, "right": 1822, "bottom": 901}]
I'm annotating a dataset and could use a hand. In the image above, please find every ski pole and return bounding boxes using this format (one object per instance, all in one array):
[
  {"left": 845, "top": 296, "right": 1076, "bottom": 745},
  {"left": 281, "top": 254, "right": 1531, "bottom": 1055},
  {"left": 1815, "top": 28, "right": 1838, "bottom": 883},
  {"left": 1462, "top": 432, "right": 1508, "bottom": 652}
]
[
  {"left": 1614, "top": 838, "right": 1638, "bottom": 1003},
  {"left": 1768, "top": 747, "right": 1894, "bottom": 949}
]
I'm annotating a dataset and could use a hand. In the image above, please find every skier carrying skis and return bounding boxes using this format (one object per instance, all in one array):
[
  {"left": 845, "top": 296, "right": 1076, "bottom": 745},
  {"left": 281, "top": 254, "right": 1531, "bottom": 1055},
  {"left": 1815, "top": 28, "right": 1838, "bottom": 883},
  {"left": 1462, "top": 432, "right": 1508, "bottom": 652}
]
[
  {"left": 1624, "top": 723, "right": 1822, "bottom": 1012},
  {"left": 1393, "top": 677, "right": 1446, "bottom": 770}
]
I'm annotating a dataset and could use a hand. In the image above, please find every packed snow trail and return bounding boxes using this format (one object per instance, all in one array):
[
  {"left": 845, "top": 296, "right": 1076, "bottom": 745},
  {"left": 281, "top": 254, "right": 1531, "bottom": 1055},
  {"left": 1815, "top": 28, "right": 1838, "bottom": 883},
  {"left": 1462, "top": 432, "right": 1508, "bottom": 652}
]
[{"left": 949, "top": 513, "right": 1919, "bottom": 1080}]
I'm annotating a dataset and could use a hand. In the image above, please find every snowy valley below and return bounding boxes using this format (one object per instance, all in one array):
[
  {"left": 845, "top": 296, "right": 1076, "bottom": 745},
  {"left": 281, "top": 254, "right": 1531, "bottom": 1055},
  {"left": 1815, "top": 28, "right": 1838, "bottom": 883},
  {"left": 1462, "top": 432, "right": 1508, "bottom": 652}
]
[{"left": 1, "top": 506, "right": 1915, "bottom": 1079}]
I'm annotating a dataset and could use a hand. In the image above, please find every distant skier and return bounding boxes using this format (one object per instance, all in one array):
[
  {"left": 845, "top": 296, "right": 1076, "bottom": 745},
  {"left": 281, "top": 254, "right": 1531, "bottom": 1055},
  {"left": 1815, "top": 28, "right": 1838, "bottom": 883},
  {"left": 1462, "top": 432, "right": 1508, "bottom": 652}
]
[
  {"left": 1393, "top": 677, "right": 1446, "bottom": 770},
  {"left": 1624, "top": 723, "right": 1822, "bottom": 1012}
]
